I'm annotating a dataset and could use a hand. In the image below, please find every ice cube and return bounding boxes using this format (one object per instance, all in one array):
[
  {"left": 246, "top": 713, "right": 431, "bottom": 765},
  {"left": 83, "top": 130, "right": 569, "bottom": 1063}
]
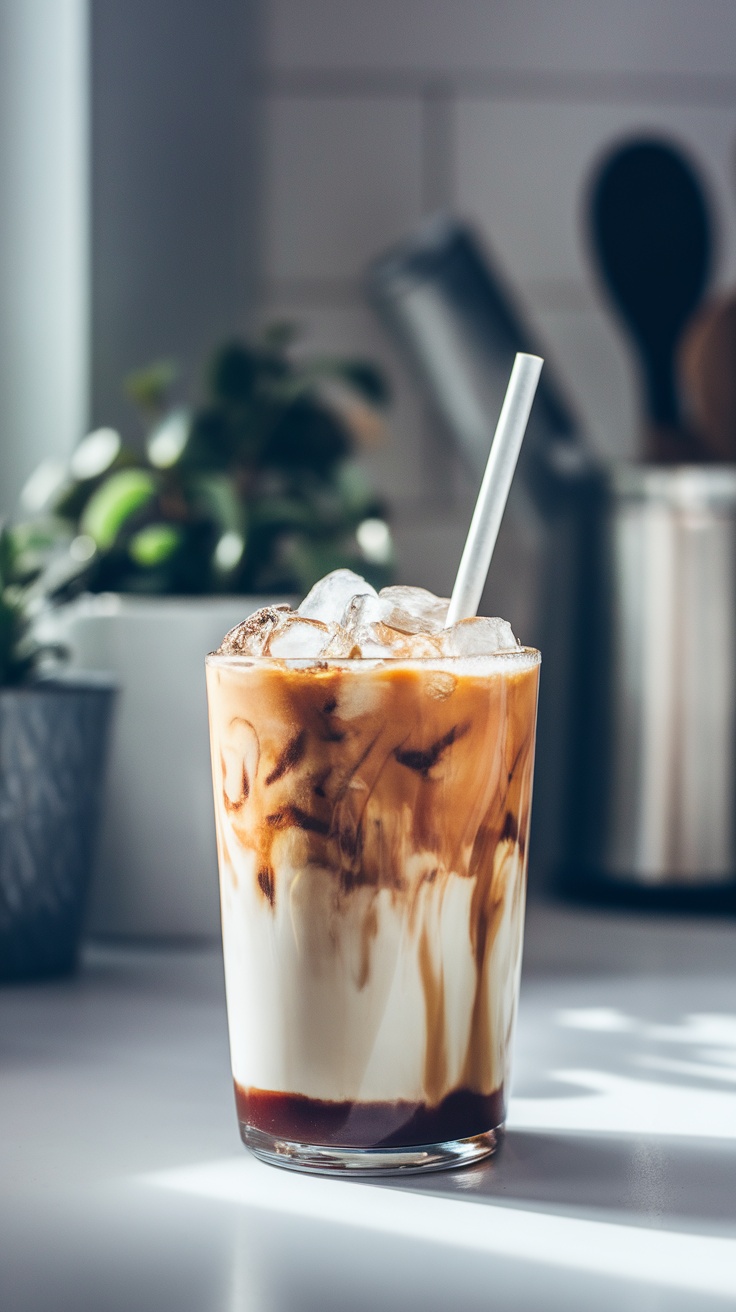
[
  {"left": 218, "top": 605, "right": 292, "bottom": 656},
  {"left": 387, "top": 632, "right": 444, "bottom": 658},
  {"left": 216, "top": 605, "right": 358, "bottom": 660},
  {"left": 265, "top": 615, "right": 335, "bottom": 658},
  {"left": 355, "top": 630, "right": 443, "bottom": 658},
  {"left": 343, "top": 593, "right": 443, "bottom": 658},
  {"left": 265, "top": 614, "right": 360, "bottom": 659},
  {"left": 342, "top": 593, "right": 394, "bottom": 654},
  {"left": 298, "top": 568, "right": 376, "bottom": 624},
  {"left": 320, "top": 625, "right": 361, "bottom": 658},
  {"left": 378, "top": 586, "right": 449, "bottom": 633},
  {"left": 343, "top": 592, "right": 423, "bottom": 637},
  {"left": 440, "top": 616, "right": 520, "bottom": 657},
  {"left": 342, "top": 593, "right": 392, "bottom": 632}
]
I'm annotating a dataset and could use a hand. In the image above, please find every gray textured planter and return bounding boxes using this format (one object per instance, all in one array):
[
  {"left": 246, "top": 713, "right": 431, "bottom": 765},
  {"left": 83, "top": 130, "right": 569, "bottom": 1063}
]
[{"left": 0, "top": 679, "right": 115, "bottom": 981}]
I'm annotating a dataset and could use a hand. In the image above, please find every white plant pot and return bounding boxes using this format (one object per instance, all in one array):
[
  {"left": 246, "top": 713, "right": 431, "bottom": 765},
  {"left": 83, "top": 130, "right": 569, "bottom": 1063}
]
[{"left": 45, "top": 594, "right": 283, "bottom": 940}]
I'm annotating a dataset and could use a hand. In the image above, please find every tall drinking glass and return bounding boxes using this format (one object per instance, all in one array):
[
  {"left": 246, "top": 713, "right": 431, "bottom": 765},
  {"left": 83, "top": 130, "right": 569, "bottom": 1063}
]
[{"left": 206, "top": 648, "right": 540, "bottom": 1175}]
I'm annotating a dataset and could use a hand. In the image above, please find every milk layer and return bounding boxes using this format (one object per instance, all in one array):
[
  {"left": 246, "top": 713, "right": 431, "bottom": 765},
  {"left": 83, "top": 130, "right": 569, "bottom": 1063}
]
[{"left": 206, "top": 653, "right": 539, "bottom": 1110}]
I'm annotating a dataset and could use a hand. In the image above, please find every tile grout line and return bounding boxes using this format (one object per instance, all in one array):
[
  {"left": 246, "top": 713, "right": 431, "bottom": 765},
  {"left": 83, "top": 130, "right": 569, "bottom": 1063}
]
[
  {"left": 256, "top": 276, "right": 597, "bottom": 313},
  {"left": 255, "top": 67, "right": 736, "bottom": 108}
]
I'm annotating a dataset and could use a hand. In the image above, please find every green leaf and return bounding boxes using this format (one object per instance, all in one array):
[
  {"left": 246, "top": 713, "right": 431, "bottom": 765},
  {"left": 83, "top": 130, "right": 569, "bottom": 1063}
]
[
  {"left": 187, "top": 473, "right": 245, "bottom": 535},
  {"left": 19, "top": 459, "right": 69, "bottom": 514},
  {"left": 147, "top": 409, "right": 192, "bottom": 469},
  {"left": 70, "top": 428, "right": 122, "bottom": 481},
  {"left": 249, "top": 495, "right": 319, "bottom": 532},
  {"left": 355, "top": 516, "right": 394, "bottom": 566},
  {"left": 3, "top": 517, "right": 73, "bottom": 584},
  {"left": 0, "top": 573, "right": 30, "bottom": 685},
  {"left": 81, "top": 469, "right": 157, "bottom": 549},
  {"left": 208, "top": 343, "right": 259, "bottom": 404},
  {"left": 125, "top": 360, "right": 178, "bottom": 413},
  {"left": 334, "top": 461, "right": 380, "bottom": 517},
  {"left": 185, "top": 408, "right": 236, "bottom": 469},
  {"left": 213, "top": 530, "right": 245, "bottom": 575},
  {"left": 264, "top": 398, "right": 351, "bottom": 473},
  {"left": 258, "top": 374, "right": 316, "bottom": 405},
  {"left": 128, "top": 523, "right": 183, "bottom": 567},
  {"left": 0, "top": 523, "right": 14, "bottom": 587}
]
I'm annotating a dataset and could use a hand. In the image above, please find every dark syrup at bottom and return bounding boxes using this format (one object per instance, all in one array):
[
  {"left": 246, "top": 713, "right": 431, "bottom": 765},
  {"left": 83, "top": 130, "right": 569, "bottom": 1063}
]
[{"left": 235, "top": 1083, "right": 505, "bottom": 1148}]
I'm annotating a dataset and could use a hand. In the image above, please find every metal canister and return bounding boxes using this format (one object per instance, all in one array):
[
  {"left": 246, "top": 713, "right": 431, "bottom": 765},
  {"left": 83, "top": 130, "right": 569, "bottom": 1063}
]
[{"left": 564, "top": 464, "right": 736, "bottom": 894}]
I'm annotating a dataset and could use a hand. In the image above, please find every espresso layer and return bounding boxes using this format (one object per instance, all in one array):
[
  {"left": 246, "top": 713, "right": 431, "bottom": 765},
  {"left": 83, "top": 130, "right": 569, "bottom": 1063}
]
[{"left": 236, "top": 1082, "right": 505, "bottom": 1148}]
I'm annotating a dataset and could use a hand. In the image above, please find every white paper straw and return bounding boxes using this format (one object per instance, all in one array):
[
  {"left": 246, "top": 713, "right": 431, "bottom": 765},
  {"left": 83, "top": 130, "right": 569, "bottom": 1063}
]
[{"left": 446, "top": 352, "right": 543, "bottom": 626}]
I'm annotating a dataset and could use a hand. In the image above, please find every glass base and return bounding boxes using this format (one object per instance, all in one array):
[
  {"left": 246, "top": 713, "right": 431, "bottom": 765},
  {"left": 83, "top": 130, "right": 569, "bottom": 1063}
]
[{"left": 241, "top": 1121, "right": 500, "bottom": 1176}]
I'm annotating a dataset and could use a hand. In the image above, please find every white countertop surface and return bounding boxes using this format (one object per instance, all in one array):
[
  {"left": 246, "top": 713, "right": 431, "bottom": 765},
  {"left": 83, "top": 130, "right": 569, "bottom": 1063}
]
[{"left": 2, "top": 902, "right": 736, "bottom": 1312}]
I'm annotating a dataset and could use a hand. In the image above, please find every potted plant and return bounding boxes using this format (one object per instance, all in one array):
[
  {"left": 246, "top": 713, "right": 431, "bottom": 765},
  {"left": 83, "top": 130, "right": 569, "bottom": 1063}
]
[
  {"left": 24, "top": 326, "right": 393, "bottom": 939},
  {"left": 0, "top": 522, "right": 115, "bottom": 980}
]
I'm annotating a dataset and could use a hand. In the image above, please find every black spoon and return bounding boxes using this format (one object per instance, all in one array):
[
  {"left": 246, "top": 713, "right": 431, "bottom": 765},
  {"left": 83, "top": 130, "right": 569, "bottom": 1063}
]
[{"left": 589, "top": 138, "right": 712, "bottom": 461}]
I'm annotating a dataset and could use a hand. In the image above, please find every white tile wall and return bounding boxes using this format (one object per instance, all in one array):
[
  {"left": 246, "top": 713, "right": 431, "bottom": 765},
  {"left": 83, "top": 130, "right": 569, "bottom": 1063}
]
[
  {"left": 264, "top": 96, "right": 424, "bottom": 283},
  {"left": 530, "top": 304, "right": 640, "bottom": 461},
  {"left": 455, "top": 98, "right": 736, "bottom": 293},
  {"left": 268, "top": 0, "right": 736, "bottom": 80},
  {"left": 257, "top": 0, "right": 736, "bottom": 589}
]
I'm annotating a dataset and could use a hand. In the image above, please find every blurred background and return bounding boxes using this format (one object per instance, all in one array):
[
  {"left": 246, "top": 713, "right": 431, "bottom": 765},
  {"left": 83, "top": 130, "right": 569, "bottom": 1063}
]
[
  {"left": 3, "top": 15, "right": 736, "bottom": 1305},
  {"left": 5, "top": 0, "right": 736, "bottom": 589},
  {"left": 4, "top": 0, "right": 736, "bottom": 953}
]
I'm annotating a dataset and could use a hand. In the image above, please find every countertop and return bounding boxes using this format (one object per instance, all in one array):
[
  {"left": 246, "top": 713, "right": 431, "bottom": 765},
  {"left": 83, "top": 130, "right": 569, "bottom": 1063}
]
[{"left": 2, "top": 902, "right": 736, "bottom": 1312}]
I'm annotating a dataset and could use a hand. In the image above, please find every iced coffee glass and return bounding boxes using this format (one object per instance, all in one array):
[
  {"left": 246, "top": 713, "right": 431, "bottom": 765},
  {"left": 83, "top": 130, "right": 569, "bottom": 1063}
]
[{"left": 206, "top": 577, "right": 540, "bottom": 1175}]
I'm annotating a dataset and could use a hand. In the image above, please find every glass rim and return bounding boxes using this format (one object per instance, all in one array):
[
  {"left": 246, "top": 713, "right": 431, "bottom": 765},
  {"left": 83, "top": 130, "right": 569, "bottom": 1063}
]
[{"left": 205, "top": 646, "right": 541, "bottom": 670}]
